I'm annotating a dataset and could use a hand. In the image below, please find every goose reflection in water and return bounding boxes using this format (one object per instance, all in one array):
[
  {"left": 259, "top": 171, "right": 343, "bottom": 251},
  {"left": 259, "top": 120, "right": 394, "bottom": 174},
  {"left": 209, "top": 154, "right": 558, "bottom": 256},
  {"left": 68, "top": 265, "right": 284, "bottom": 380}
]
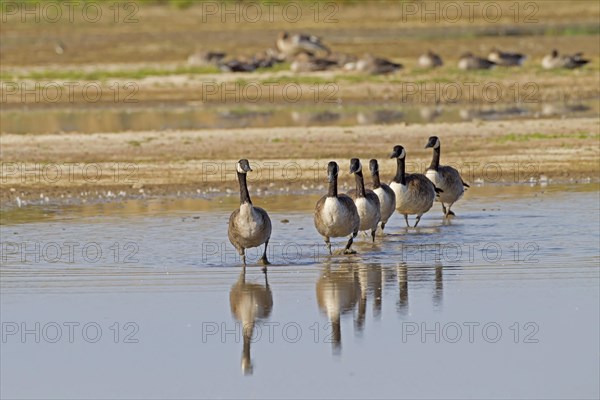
[
  {"left": 316, "top": 263, "right": 360, "bottom": 353},
  {"left": 229, "top": 269, "right": 273, "bottom": 375},
  {"left": 316, "top": 262, "right": 445, "bottom": 353}
]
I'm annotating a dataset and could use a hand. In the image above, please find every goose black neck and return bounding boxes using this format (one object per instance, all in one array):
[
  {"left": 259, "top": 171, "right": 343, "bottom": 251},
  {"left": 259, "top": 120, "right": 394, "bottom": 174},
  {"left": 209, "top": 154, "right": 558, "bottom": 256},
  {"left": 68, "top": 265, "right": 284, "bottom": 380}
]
[
  {"left": 327, "top": 174, "right": 338, "bottom": 197},
  {"left": 371, "top": 171, "right": 381, "bottom": 189},
  {"left": 394, "top": 158, "right": 406, "bottom": 185},
  {"left": 237, "top": 172, "right": 252, "bottom": 205},
  {"left": 354, "top": 171, "right": 366, "bottom": 198},
  {"left": 429, "top": 145, "right": 440, "bottom": 171}
]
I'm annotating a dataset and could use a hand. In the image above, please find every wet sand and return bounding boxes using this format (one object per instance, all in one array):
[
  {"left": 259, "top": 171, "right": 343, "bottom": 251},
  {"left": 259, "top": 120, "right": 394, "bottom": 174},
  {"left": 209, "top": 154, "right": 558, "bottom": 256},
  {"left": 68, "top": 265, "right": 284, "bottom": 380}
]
[{"left": 1, "top": 118, "right": 598, "bottom": 208}]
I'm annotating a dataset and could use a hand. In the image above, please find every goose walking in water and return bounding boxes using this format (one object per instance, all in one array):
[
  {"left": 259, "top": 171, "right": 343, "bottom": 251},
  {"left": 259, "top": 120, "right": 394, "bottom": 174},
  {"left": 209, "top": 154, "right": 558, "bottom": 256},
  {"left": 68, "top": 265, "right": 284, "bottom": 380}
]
[
  {"left": 347, "top": 158, "right": 381, "bottom": 242},
  {"left": 228, "top": 159, "right": 272, "bottom": 268},
  {"left": 314, "top": 161, "right": 360, "bottom": 255},
  {"left": 367, "top": 159, "right": 396, "bottom": 234},
  {"left": 389, "top": 145, "right": 439, "bottom": 228},
  {"left": 424, "top": 136, "right": 469, "bottom": 218}
]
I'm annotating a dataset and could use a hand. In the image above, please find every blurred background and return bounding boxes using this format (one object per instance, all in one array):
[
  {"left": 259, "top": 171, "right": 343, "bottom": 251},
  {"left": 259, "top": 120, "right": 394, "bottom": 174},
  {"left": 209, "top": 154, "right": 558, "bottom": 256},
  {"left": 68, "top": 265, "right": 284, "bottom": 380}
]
[{"left": 1, "top": 0, "right": 599, "bottom": 134}]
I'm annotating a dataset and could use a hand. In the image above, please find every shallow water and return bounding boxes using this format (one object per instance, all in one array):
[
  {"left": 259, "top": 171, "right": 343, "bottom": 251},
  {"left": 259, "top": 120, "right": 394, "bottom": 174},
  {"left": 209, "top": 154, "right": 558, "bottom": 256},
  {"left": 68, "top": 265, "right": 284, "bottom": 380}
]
[
  {"left": 1, "top": 99, "right": 598, "bottom": 134},
  {"left": 1, "top": 184, "right": 599, "bottom": 399}
]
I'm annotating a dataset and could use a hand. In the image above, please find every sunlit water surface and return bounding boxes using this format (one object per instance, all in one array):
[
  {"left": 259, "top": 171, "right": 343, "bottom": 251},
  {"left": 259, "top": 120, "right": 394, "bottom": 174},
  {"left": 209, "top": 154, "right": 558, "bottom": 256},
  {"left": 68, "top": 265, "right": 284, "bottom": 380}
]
[{"left": 1, "top": 185, "right": 599, "bottom": 399}]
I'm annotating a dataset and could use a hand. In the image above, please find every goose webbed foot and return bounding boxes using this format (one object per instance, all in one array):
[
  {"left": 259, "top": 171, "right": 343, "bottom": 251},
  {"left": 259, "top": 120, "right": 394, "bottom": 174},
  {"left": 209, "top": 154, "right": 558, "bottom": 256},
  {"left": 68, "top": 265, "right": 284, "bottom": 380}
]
[
  {"left": 258, "top": 256, "right": 271, "bottom": 266},
  {"left": 446, "top": 210, "right": 456, "bottom": 217},
  {"left": 341, "top": 233, "right": 357, "bottom": 254},
  {"left": 259, "top": 240, "right": 270, "bottom": 266}
]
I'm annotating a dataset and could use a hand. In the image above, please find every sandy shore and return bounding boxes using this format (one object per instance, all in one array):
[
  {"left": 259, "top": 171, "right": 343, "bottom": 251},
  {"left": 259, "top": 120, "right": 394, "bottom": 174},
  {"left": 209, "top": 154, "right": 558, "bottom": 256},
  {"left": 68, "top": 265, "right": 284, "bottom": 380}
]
[{"left": 1, "top": 117, "right": 598, "bottom": 208}]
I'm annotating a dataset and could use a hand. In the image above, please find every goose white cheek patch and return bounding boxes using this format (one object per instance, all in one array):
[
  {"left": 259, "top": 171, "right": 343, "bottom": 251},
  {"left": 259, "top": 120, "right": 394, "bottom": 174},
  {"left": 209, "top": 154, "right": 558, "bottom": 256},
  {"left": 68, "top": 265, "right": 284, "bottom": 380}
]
[
  {"left": 236, "top": 163, "right": 245, "bottom": 174},
  {"left": 399, "top": 149, "right": 406, "bottom": 159},
  {"left": 434, "top": 139, "right": 440, "bottom": 149}
]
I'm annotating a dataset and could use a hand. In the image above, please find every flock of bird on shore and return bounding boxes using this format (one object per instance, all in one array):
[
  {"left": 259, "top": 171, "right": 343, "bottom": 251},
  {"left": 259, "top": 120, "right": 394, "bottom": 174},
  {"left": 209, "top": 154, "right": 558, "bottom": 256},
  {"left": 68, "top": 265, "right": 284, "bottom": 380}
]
[
  {"left": 228, "top": 136, "right": 469, "bottom": 269},
  {"left": 189, "top": 31, "right": 590, "bottom": 74}
]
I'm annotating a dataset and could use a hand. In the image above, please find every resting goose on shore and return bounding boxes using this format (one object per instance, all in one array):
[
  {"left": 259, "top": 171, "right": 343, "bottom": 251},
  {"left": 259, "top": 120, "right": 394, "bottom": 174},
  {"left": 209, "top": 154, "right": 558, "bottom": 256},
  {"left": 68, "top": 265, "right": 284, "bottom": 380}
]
[
  {"left": 348, "top": 53, "right": 403, "bottom": 75},
  {"left": 542, "top": 49, "right": 589, "bottom": 69},
  {"left": 228, "top": 159, "right": 272, "bottom": 268},
  {"left": 347, "top": 158, "right": 381, "bottom": 242},
  {"left": 389, "top": 145, "right": 440, "bottom": 228},
  {"left": 458, "top": 52, "right": 496, "bottom": 70},
  {"left": 425, "top": 136, "right": 469, "bottom": 217},
  {"left": 418, "top": 50, "right": 443, "bottom": 68},
  {"left": 290, "top": 53, "right": 338, "bottom": 72},
  {"left": 487, "top": 48, "right": 526, "bottom": 66},
  {"left": 276, "top": 31, "right": 330, "bottom": 58},
  {"left": 367, "top": 159, "right": 396, "bottom": 233},
  {"left": 315, "top": 161, "right": 360, "bottom": 255}
]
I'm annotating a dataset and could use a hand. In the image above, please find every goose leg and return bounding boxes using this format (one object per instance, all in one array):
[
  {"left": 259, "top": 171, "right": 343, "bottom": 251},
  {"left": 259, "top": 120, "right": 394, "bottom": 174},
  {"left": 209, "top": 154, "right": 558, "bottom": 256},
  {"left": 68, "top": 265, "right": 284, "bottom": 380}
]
[
  {"left": 263, "top": 269, "right": 269, "bottom": 286},
  {"left": 404, "top": 214, "right": 410, "bottom": 227},
  {"left": 371, "top": 229, "right": 376, "bottom": 242},
  {"left": 325, "top": 237, "right": 332, "bottom": 255},
  {"left": 343, "top": 232, "right": 357, "bottom": 254},
  {"left": 441, "top": 203, "right": 447, "bottom": 216},
  {"left": 446, "top": 203, "right": 456, "bottom": 217},
  {"left": 259, "top": 238, "right": 271, "bottom": 268},
  {"left": 414, "top": 215, "right": 422, "bottom": 228},
  {"left": 241, "top": 250, "right": 246, "bottom": 266},
  {"left": 381, "top": 221, "right": 386, "bottom": 232}
]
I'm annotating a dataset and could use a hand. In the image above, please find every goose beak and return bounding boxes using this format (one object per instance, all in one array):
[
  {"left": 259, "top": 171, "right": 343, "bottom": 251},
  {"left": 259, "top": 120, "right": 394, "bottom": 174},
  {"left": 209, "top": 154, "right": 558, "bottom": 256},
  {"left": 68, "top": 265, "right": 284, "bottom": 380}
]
[{"left": 389, "top": 153, "right": 396, "bottom": 159}]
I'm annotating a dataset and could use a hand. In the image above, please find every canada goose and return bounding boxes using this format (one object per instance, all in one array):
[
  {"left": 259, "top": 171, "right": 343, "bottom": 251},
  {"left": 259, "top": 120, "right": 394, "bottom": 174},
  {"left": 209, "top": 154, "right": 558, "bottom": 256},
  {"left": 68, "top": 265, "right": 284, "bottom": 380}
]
[
  {"left": 542, "top": 49, "right": 589, "bottom": 69},
  {"left": 389, "top": 145, "right": 440, "bottom": 228},
  {"left": 347, "top": 53, "right": 403, "bottom": 75},
  {"left": 230, "top": 269, "right": 273, "bottom": 375},
  {"left": 316, "top": 264, "right": 360, "bottom": 353},
  {"left": 187, "top": 50, "right": 226, "bottom": 67},
  {"left": 314, "top": 161, "right": 360, "bottom": 255},
  {"left": 228, "top": 159, "right": 272, "bottom": 267},
  {"left": 458, "top": 52, "right": 496, "bottom": 70},
  {"left": 424, "top": 136, "right": 470, "bottom": 217},
  {"left": 276, "top": 31, "right": 330, "bottom": 58},
  {"left": 487, "top": 48, "right": 526, "bottom": 66},
  {"left": 290, "top": 53, "right": 338, "bottom": 72},
  {"left": 347, "top": 158, "right": 381, "bottom": 242},
  {"left": 418, "top": 50, "right": 443, "bottom": 68},
  {"left": 367, "top": 159, "right": 396, "bottom": 233}
]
